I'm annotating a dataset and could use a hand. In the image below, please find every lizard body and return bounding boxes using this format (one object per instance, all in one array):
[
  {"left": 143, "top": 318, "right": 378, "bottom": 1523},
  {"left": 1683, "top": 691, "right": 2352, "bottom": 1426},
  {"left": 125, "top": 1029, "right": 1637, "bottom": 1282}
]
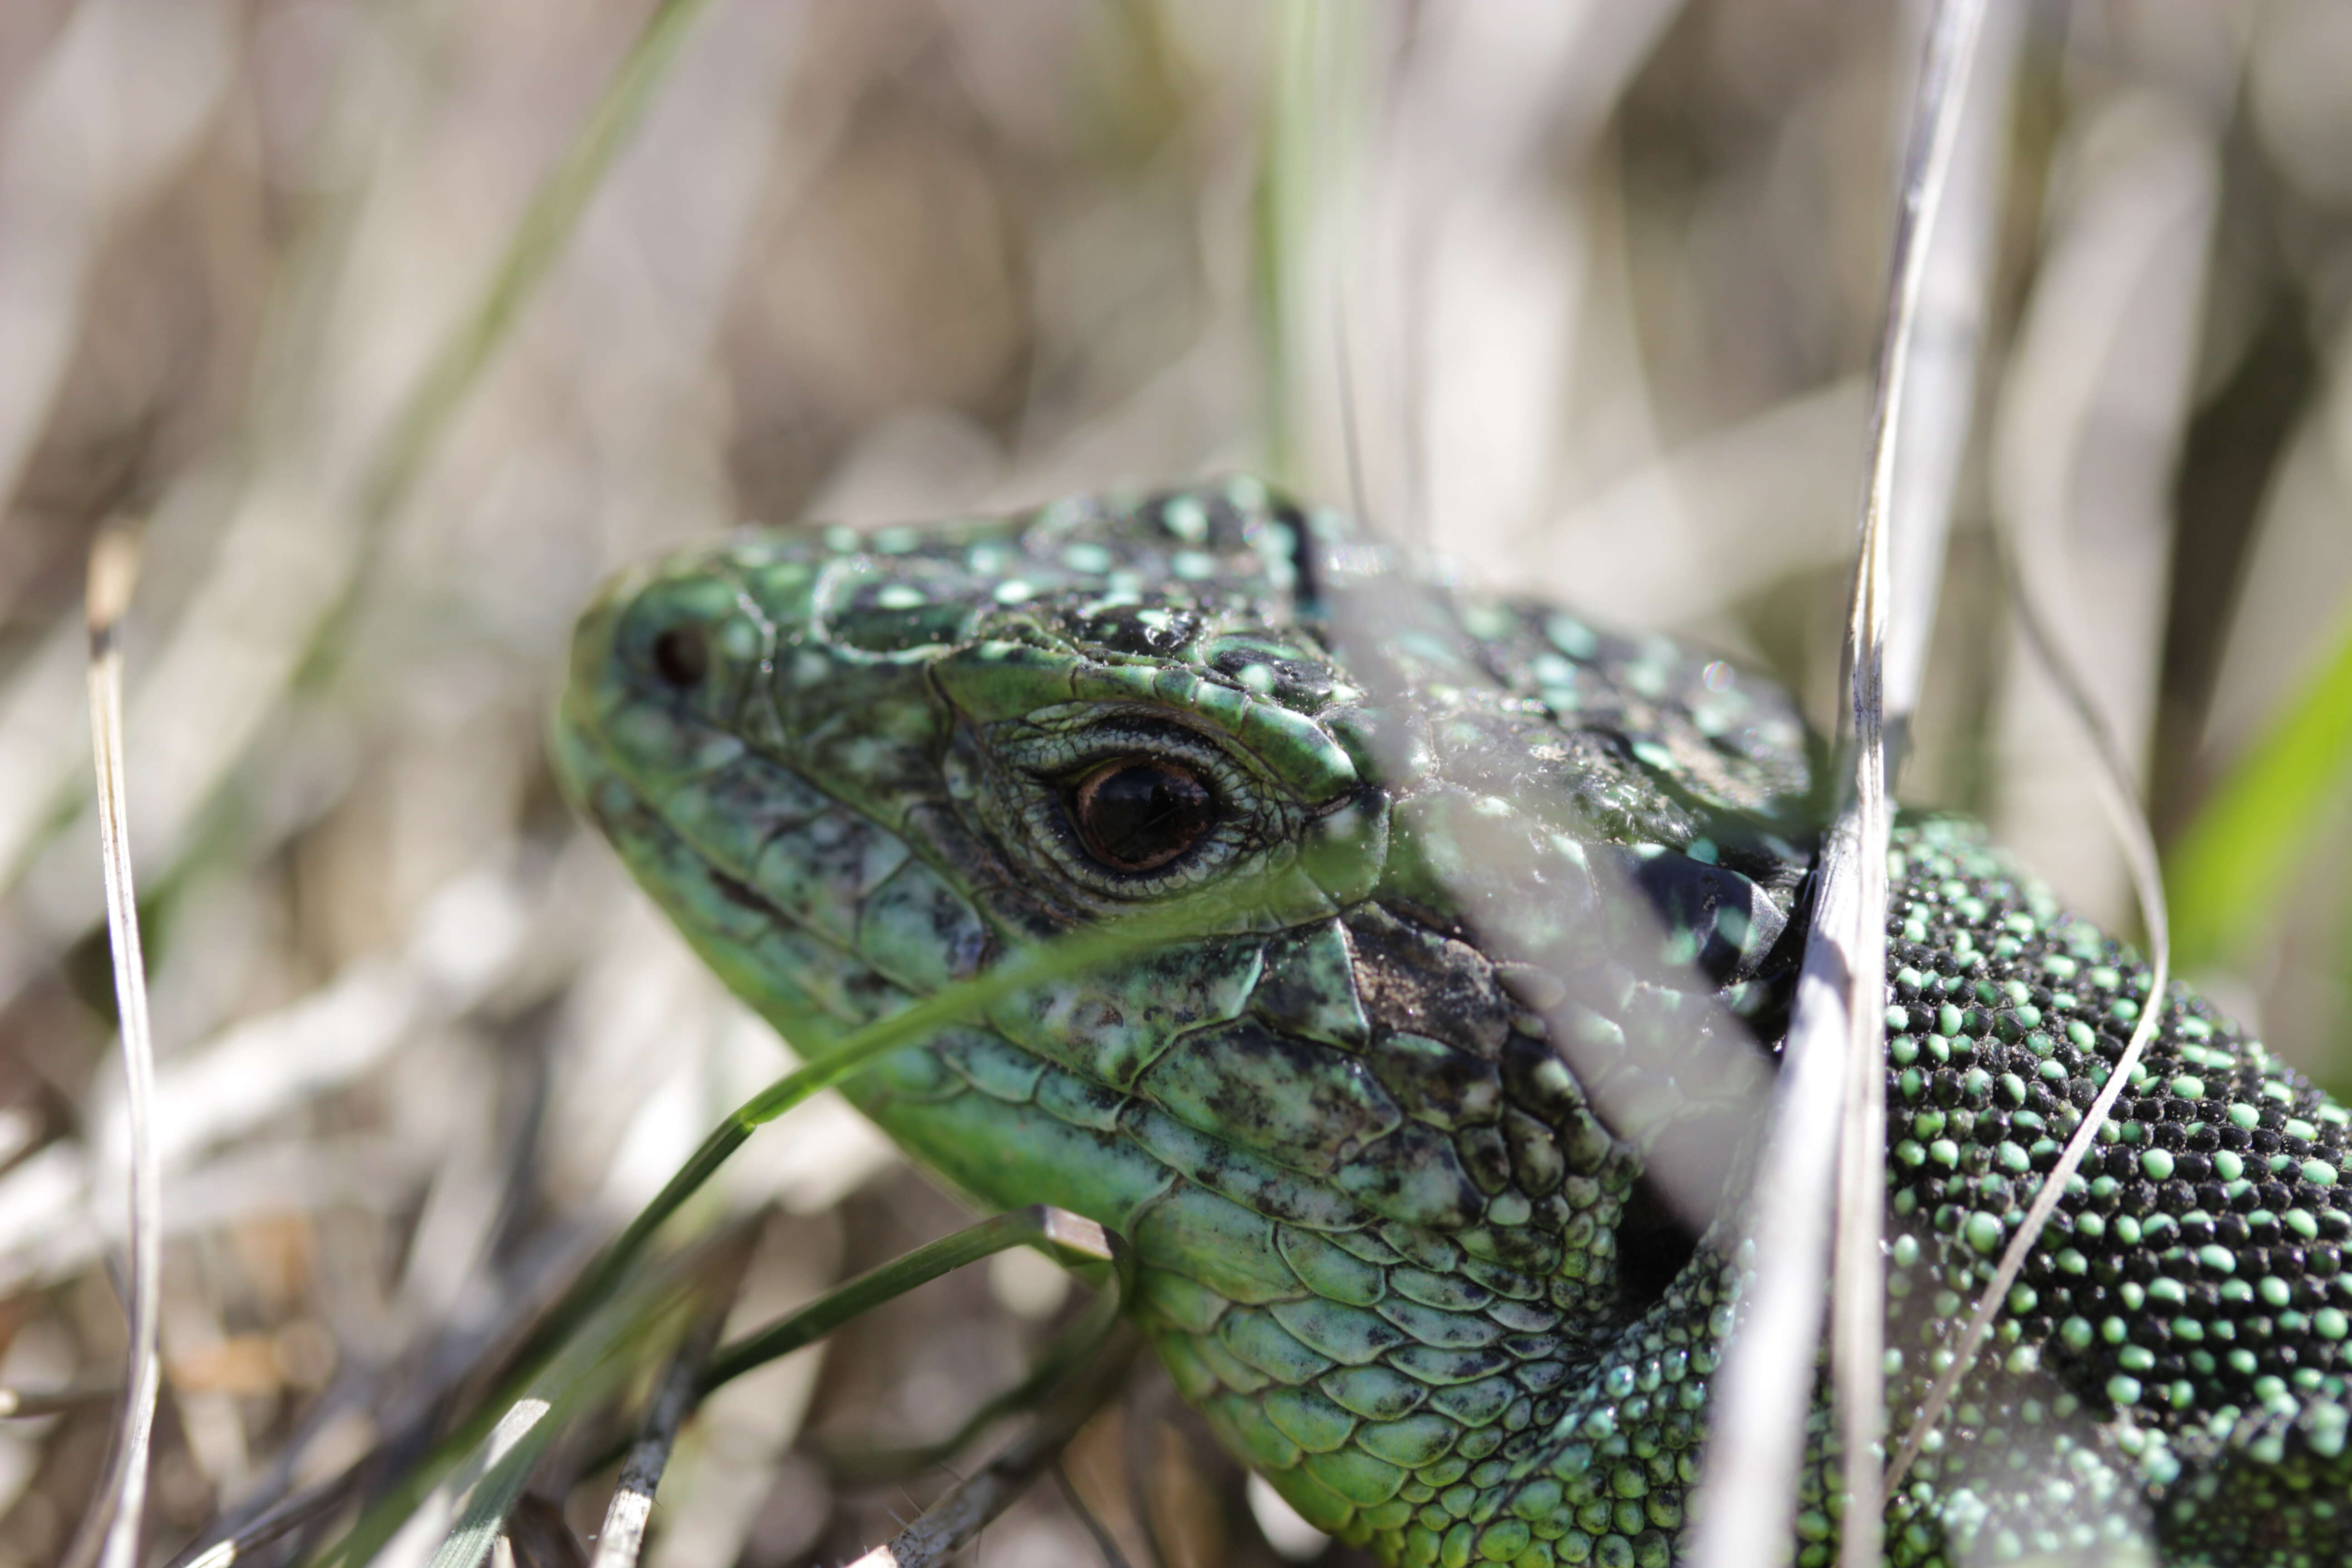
[{"left": 556, "top": 480, "right": 2352, "bottom": 1566}]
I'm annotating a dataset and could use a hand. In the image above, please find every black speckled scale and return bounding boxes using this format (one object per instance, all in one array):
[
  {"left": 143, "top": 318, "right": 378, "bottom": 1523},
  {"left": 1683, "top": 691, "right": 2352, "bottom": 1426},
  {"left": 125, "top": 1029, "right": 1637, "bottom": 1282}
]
[{"left": 1875, "top": 818, "right": 2352, "bottom": 1567}]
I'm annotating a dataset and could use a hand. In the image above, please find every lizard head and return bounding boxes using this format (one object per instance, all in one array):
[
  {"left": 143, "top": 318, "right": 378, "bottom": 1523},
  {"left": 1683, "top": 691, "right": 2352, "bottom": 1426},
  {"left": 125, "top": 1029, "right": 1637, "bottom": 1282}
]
[
  {"left": 557, "top": 480, "right": 1384, "bottom": 1012},
  {"left": 558, "top": 480, "right": 1820, "bottom": 1548}
]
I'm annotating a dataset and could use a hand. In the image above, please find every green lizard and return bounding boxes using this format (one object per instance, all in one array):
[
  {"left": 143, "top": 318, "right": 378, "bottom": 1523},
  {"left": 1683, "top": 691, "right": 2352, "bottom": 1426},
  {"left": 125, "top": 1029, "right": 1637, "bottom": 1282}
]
[{"left": 555, "top": 479, "right": 2352, "bottom": 1566}]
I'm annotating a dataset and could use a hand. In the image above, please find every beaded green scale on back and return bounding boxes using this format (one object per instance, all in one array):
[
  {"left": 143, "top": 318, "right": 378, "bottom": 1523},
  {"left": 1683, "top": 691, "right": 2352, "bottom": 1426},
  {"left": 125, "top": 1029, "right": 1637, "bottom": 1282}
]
[{"left": 557, "top": 480, "right": 2352, "bottom": 1566}]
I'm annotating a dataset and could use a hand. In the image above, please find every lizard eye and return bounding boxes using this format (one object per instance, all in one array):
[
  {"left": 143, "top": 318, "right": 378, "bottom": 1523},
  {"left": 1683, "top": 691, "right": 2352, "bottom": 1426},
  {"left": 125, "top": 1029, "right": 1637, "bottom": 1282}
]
[
  {"left": 650, "top": 626, "right": 710, "bottom": 690},
  {"left": 1069, "top": 758, "right": 1216, "bottom": 872}
]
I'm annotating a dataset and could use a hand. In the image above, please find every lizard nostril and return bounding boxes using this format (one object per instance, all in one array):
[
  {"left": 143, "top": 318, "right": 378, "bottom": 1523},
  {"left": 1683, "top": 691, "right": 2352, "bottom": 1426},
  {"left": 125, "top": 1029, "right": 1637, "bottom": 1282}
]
[{"left": 649, "top": 626, "right": 709, "bottom": 690}]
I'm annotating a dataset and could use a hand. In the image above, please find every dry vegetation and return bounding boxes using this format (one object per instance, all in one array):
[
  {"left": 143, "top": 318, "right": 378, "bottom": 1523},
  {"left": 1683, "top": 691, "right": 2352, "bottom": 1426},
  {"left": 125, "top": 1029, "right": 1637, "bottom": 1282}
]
[{"left": 0, "top": 2, "right": 2347, "bottom": 1564}]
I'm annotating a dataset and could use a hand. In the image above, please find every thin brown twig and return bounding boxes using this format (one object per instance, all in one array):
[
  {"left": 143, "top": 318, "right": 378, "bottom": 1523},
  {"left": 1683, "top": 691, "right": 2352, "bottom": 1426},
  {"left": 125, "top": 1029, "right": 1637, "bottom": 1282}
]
[
  {"left": 1053, "top": 1459, "right": 1135, "bottom": 1568},
  {"left": 0, "top": 1382, "right": 120, "bottom": 1419},
  {"left": 176, "top": 1474, "right": 355, "bottom": 1568},
  {"left": 1117, "top": 1375, "right": 1175, "bottom": 1568},
  {"left": 844, "top": 1331, "right": 1142, "bottom": 1568},
  {"left": 586, "top": 1228, "right": 759, "bottom": 1568}
]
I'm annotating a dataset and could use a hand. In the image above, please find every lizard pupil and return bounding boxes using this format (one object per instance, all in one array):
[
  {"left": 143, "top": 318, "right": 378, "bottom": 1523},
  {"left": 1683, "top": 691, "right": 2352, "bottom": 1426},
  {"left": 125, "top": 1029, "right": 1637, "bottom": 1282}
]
[
  {"left": 1070, "top": 759, "right": 1215, "bottom": 872},
  {"left": 649, "top": 626, "right": 708, "bottom": 690}
]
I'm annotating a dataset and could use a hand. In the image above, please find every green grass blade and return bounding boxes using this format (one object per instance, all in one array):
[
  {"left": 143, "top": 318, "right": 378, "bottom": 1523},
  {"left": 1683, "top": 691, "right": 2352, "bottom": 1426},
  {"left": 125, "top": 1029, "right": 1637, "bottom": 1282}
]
[
  {"left": 2165, "top": 606, "right": 2352, "bottom": 970},
  {"left": 355, "top": 0, "right": 719, "bottom": 530},
  {"left": 1253, "top": 0, "right": 1367, "bottom": 490},
  {"left": 700, "top": 1205, "right": 1123, "bottom": 1396},
  {"left": 419, "top": 1401, "right": 569, "bottom": 1568},
  {"left": 572, "top": 1208, "right": 1125, "bottom": 1488},
  {"left": 402, "top": 1210, "right": 1121, "bottom": 1568}
]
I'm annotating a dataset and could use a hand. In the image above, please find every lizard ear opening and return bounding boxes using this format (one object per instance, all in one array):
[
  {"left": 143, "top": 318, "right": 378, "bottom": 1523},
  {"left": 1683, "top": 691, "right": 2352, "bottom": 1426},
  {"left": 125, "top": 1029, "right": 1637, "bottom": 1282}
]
[{"left": 1614, "top": 1168, "right": 1703, "bottom": 1316}]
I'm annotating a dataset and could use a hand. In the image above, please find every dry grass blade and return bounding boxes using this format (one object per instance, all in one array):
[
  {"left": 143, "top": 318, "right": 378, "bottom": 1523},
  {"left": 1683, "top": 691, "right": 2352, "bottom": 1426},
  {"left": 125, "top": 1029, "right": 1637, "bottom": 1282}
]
[
  {"left": 1882, "top": 4, "right": 2022, "bottom": 741},
  {"left": 1825, "top": 6, "right": 2002, "bottom": 1561},
  {"left": 72, "top": 532, "right": 162, "bottom": 1561},
  {"left": 63, "top": 525, "right": 166, "bottom": 1568},
  {"left": 1885, "top": 547, "right": 2175, "bottom": 1494},
  {"left": 1682, "top": 809, "right": 1872, "bottom": 1565},
  {"left": 1689, "top": 6, "right": 1991, "bottom": 1565}
]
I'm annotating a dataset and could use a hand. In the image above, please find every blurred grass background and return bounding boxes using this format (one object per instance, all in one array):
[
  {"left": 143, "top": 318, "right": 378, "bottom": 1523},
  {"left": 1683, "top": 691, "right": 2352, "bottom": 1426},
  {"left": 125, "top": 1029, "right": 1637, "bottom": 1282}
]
[{"left": 0, "top": 1, "right": 2347, "bottom": 1563}]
